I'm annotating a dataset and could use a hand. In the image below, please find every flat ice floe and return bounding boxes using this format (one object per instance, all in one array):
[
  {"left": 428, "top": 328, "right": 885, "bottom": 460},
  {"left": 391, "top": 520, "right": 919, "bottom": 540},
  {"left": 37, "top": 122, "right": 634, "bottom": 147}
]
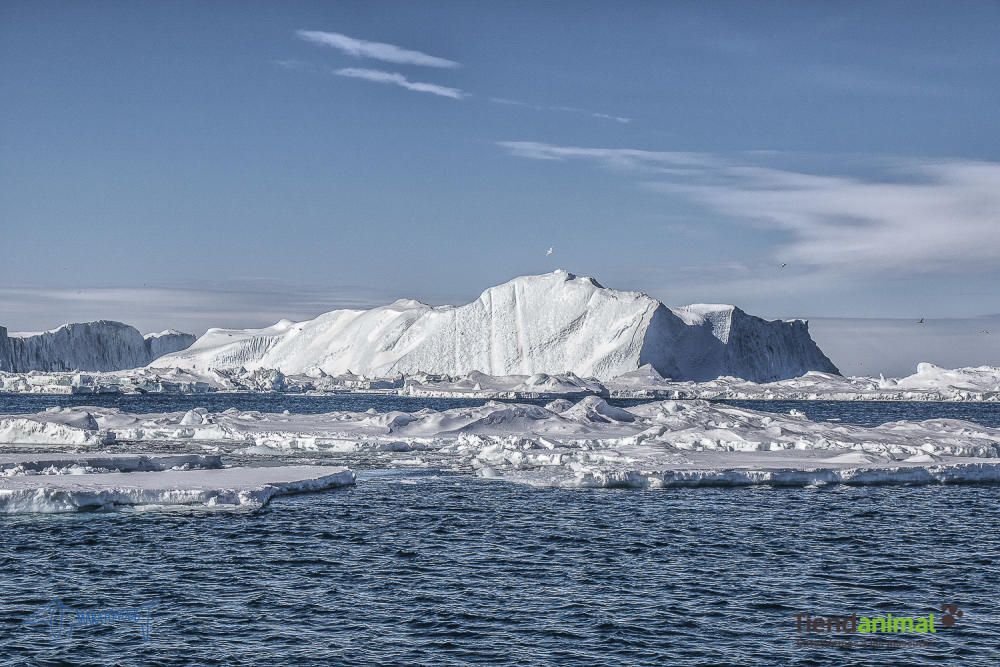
[
  {"left": 0, "top": 452, "right": 221, "bottom": 476},
  {"left": 2, "top": 398, "right": 998, "bottom": 489},
  {"left": 0, "top": 460, "right": 355, "bottom": 513}
]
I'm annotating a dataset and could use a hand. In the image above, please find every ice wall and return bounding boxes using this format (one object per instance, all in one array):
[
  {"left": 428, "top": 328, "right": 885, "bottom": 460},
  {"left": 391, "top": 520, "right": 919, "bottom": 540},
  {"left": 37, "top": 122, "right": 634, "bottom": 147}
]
[
  {"left": 144, "top": 329, "right": 197, "bottom": 359},
  {"left": 0, "top": 321, "right": 195, "bottom": 372}
]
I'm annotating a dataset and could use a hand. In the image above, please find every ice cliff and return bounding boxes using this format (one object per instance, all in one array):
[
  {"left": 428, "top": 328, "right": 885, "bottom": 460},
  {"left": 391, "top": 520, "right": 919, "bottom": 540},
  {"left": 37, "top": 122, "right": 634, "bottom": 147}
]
[
  {"left": 152, "top": 271, "right": 837, "bottom": 382},
  {"left": 0, "top": 322, "right": 195, "bottom": 372},
  {"left": 143, "top": 329, "right": 198, "bottom": 360}
]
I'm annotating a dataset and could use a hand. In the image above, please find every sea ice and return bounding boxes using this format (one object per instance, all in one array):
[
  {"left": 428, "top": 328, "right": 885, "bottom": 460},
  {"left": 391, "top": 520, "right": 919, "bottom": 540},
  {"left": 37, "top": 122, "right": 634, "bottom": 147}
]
[
  {"left": 0, "top": 453, "right": 221, "bottom": 476},
  {"left": 0, "top": 464, "right": 355, "bottom": 513},
  {"left": 2, "top": 398, "right": 997, "bottom": 489}
]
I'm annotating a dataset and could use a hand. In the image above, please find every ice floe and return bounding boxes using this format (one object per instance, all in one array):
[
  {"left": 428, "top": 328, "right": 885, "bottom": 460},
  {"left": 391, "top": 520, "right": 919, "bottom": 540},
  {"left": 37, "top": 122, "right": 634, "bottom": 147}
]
[
  {"left": 2, "top": 398, "right": 998, "bottom": 489},
  {"left": 0, "top": 453, "right": 221, "bottom": 477},
  {"left": 0, "top": 459, "right": 354, "bottom": 513}
]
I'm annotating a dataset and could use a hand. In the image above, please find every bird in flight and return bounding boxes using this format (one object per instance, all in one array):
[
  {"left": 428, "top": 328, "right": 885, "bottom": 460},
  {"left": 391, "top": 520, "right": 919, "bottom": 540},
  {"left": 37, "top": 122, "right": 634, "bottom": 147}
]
[
  {"left": 918, "top": 318, "right": 925, "bottom": 324},
  {"left": 546, "top": 247, "right": 554, "bottom": 256},
  {"left": 780, "top": 263, "right": 787, "bottom": 269}
]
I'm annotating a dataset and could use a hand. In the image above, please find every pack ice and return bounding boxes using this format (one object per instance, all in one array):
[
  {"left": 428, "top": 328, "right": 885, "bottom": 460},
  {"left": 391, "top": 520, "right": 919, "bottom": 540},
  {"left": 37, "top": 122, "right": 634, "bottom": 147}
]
[
  {"left": 4, "top": 399, "right": 998, "bottom": 489},
  {"left": 150, "top": 271, "right": 837, "bottom": 382}
]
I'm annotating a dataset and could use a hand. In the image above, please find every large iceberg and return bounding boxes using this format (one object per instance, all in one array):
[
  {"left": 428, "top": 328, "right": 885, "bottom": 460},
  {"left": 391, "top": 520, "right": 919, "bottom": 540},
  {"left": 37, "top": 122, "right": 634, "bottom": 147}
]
[
  {"left": 0, "top": 322, "right": 194, "bottom": 373},
  {"left": 151, "top": 271, "right": 837, "bottom": 382}
]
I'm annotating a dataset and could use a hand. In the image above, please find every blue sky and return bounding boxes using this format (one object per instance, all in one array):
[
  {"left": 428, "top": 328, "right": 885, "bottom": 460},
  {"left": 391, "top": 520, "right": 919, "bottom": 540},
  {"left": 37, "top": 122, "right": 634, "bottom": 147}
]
[{"left": 2, "top": 1, "right": 998, "bottom": 374}]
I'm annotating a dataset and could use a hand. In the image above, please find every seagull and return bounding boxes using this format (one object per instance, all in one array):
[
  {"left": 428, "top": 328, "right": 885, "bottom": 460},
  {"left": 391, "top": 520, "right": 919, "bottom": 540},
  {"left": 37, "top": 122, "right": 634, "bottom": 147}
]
[
  {"left": 546, "top": 247, "right": 554, "bottom": 256},
  {"left": 917, "top": 318, "right": 925, "bottom": 324},
  {"left": 780, "top": 263, "right": 787, "bottom": 269}
]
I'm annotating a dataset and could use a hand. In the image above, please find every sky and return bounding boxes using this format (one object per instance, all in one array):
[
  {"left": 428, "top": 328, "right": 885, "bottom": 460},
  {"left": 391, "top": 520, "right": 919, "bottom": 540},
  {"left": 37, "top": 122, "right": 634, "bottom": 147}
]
[{"left": 2, "top": 1, "right": 999, "bottom": 376}]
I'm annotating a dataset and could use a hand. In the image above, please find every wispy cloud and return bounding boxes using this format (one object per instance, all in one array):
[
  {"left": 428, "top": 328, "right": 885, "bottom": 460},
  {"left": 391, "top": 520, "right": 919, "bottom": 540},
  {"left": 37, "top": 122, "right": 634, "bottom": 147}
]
[
  {"left": 497, "top": 141, "right": 716, "bottom": 168},
  {"left": 297, "top": 30, "right": 459, "bottom": 68},
  {"left": 490, "top": 98, "right": 631, "bottom": 124},
  {"left": 291, "top": 32, "right": 631, "bottom": 123},
  {"left": 498, "top": 141, "right": 1000, "bottom": 275},
  {"left": 335, "top": 67, "right": 467, "bottom": 99}
]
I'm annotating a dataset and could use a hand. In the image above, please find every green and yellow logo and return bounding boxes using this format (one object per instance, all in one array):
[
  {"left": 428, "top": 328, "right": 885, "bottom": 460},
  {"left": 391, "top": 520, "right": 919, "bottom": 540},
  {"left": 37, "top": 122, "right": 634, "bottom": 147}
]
[{"left": 795, "top": 604, "right": 964, "bottom": 636}]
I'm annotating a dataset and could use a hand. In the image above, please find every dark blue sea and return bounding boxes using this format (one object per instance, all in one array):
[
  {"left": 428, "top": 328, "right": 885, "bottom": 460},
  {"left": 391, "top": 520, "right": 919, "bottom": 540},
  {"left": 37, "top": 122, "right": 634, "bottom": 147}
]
[{"left": 2, "top": 394, "right": 998, "bottom": 665}]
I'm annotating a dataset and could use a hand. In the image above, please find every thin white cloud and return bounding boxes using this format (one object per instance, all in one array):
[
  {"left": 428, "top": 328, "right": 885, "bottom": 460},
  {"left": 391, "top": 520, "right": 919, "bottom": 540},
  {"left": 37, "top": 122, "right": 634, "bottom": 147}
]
[
  {"left": 297, "top": 30, "right": 459, "bottom": 68},
  {"left": 497, "top": 141, "right": 717, "bottom": 168},
  {"left": 335, "top": 67, "right": 467, "bottom": 99},
  {"left": 490, "top": 98, "right": 631, "bottom": 124},
  {"left": 498, "top": 141, "right": 1000, "bottom": 275}
]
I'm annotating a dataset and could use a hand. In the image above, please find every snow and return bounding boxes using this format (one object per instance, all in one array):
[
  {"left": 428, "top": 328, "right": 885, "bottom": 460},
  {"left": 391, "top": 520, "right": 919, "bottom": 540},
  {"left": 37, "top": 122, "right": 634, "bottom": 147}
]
[
  {"left": 0, "top": 322, "right": 194, "bottom": 373},
  {"left": 0, "top": 465, "right": 355, "bottom": 513},
  {"left": 3, "top": 398, "right": 997, "bottom": 489},
  {"left": 150, "top": 271, "right": 837, "bottom": 381}
]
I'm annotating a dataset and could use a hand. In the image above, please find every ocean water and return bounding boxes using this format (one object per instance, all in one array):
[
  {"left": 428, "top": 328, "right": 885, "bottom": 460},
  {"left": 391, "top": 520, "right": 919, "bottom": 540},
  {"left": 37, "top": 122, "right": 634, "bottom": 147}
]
[{"left": 2, "top": 395, "right": 999, "bottom": 664}]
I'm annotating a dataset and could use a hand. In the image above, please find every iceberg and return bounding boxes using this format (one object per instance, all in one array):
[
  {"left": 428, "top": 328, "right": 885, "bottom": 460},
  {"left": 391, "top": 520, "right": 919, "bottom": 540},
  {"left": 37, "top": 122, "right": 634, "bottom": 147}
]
[
  {"left": 143, "top": 329, "right": 198, "bottom": 360},
  {"left": 150, "top": 271, "right": 837, "bottom": 382},
  {"left": 0, "top": 322, "right": 194, "bottom": 373}
]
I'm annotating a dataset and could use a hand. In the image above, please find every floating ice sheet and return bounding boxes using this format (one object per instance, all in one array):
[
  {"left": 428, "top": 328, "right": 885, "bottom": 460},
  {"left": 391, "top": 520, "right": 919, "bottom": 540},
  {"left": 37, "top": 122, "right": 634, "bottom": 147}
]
[{"left": 0, "top": 464, "right": 355, "bottom": 513}]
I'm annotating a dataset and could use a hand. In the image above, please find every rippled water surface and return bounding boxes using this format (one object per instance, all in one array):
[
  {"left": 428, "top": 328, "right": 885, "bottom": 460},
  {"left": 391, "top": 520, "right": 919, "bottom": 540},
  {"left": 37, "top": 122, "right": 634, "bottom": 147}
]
[
  {"left": 2, "top": 395, "right": 999, "bottom": 665},
  {"left": 3, "top": 475, "right": 998, "bottom": 665}
]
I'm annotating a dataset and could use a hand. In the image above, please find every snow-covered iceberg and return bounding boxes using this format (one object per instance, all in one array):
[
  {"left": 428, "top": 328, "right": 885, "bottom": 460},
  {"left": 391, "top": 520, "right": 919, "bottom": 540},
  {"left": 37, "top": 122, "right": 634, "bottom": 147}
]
[
  {"left": 3, "top": 399, "right": 997, "bottom": 489},
  {"left": 0, "top": 464, "right": 355, "bottom": 513},
  {"left": 0, "top": 322, "right": 194, "bottom": 373},
  {"left": 150, "top": 271, "right": 837, "bottom": 382}
]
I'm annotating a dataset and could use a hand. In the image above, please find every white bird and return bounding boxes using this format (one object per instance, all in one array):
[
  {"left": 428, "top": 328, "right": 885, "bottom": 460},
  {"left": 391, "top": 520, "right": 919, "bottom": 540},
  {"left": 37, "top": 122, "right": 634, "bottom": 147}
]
[{"left": 546, "top": 247, "right": 554, "bottom": 256}]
